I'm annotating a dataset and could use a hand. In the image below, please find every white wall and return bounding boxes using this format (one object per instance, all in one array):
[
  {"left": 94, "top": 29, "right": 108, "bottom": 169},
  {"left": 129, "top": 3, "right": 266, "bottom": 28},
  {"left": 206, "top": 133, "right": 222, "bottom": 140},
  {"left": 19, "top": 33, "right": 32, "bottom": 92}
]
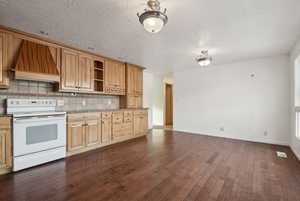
[
  {"left": 174, "top": 55, "right": 291, "bottom": 145},
  {"left": 290, "top": 38, "right": 300, "bottom": 159},
  {"left": 143, "top": 72, "right": 164, "bottom": 128}
]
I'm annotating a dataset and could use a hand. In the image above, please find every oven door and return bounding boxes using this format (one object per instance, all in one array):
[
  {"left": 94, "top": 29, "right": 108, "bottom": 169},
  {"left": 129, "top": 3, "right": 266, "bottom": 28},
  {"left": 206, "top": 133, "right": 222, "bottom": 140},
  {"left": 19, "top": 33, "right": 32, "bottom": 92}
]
[{"left": 13, "top": 115, "right": 66, "bottom": 157}]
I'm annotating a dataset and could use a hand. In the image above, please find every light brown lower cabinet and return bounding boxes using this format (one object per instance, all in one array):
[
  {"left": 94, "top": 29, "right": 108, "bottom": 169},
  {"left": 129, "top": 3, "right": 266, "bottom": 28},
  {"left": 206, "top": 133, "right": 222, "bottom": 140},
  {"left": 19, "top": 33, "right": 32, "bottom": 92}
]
[
  {"left": 134, "top": 110, "right": 148, "bottom": 137},
  {"left": 85, "top": 119, "right": 101, "bottom": 147},
  {"left": 67, "top": 120, "right": 86, "bottom": 152},
  {"left": 101, "top": 112, "right": 112, "bottom": 143},
  {"left": 67, "top": 113, "right": 101, "bottom": 152},
  {"left": 67, "top": 109, "right": 147, "bottom": 154},
  {"left": 111, "top": 111, "right": 133, "bottom": 142},
  {"left": 0, "top": 117, "right": 12, "bottom": 170}
]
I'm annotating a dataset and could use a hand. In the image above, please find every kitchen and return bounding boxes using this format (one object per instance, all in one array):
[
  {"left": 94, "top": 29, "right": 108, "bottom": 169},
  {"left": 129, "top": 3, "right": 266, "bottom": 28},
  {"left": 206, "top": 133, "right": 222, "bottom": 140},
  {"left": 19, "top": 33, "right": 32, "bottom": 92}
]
[
  {"left": 1, "top": 0, "right": 300, "bottom": 200},
  {"left": 0, "top": 26, "right": 148, "bottom": 174}
]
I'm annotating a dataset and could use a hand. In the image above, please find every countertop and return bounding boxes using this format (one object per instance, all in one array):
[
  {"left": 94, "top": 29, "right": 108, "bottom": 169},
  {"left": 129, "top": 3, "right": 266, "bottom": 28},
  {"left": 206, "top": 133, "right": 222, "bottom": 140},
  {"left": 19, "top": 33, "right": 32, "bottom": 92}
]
[
  {"left": 61, "top": 108, "right": 149, "bottom": 114},
  {"left": 0, "top": 114, "right": 12, "bottom": 117},
  {"left": 0, "top": 108, "right": 148, "bottom": 117}
]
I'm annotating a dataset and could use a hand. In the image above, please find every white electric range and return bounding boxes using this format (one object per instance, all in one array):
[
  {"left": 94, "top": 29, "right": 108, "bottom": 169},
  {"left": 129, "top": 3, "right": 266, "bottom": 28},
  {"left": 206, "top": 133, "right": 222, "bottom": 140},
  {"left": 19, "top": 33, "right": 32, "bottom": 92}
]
[{"left": 7, "top": 99, "right": 66, "bottom": 172}]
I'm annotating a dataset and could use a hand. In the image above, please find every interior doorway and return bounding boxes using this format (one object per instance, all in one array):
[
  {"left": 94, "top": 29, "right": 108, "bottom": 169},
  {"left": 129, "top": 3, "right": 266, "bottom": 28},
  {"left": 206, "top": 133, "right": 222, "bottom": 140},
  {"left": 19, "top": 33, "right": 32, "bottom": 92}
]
[{"left": 165, "top": 83, "right": 173, "bottom": 127}]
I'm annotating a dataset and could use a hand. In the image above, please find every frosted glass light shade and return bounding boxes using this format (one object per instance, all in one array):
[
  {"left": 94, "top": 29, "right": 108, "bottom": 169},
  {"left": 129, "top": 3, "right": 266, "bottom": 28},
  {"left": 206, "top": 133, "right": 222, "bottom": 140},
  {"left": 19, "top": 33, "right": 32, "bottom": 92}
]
[
  {"left": 143, "top": 17, "right": 164, "bottom": 33},
  {"left": 198, "top": 58, "right": 212, "bottom": 66}
]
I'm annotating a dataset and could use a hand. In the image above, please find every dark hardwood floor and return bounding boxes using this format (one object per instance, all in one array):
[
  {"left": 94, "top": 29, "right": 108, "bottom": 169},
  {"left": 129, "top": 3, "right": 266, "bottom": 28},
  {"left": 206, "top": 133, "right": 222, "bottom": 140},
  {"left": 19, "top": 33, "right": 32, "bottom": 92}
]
[{"left": 1, "top": 129, "right": 300, "bottom": 201}]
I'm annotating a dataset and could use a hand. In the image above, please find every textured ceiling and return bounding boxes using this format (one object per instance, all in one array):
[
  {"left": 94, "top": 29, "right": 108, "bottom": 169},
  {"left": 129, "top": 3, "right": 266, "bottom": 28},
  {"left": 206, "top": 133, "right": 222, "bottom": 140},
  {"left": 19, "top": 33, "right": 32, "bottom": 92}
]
[{"left": 1, "top": 0, "right": 300, "bottom": 73}]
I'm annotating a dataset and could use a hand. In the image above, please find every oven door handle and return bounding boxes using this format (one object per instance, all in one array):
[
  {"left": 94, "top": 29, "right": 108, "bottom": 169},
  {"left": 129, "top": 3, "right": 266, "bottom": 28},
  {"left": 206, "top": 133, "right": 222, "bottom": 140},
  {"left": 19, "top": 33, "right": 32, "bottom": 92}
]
[{"left": 14, "top": 115, "right": 66, "bottom": 122}]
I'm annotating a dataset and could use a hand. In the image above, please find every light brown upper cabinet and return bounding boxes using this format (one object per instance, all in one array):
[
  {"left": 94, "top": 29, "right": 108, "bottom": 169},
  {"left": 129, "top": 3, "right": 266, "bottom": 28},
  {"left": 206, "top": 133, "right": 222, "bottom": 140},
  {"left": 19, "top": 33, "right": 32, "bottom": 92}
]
[
  {"left": 78, "top": 54, "right": 94, "bottom": 91},
  {"left": 0, "top": 27, "right": 145, "bottom": 95},
  {"left": 61, "top": 48, "right": 94, "bottom": 92},
  {"left": 134, "top": 66, "right": 143, "bottom": 95},
  {"left": 0, "top": 32, "right": 9, "bottom": 88},
  {"left": 61, "top": 48, "right": 78, "bottom": 91},
  {"left": 104, "top": 59, "right": 125, "bottom": 95},
  {"left": 120, "top": 63, "right": 145, "bottom": 108}
]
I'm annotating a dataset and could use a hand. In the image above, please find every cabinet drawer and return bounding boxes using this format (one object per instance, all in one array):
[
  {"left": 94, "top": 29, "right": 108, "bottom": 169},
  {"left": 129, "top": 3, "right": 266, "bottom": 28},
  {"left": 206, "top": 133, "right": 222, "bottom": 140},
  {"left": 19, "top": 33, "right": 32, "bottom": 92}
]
[
  {"left": 134, "top": 110, "right": 147, "bottom": 116},
  {"left": 68, "top": 113, "right": 85, "bottom": 122},
  {"left": 112, "top": 112, "right": 123, "bottom": 123},
  {"left": 0, "top": 117, "right": 11, "bottom": 128},
  {"left": 85, "top": 112, "right": 101, "bottom": 120},
  {"left": 124, "top": 117, "right": 132, "bottom": 123},
  {"left": 102, "top": 112, "right": 112, "bottom": 119},
  {"left": 124, "top": 111, "right": 132, "bottom": 117}
]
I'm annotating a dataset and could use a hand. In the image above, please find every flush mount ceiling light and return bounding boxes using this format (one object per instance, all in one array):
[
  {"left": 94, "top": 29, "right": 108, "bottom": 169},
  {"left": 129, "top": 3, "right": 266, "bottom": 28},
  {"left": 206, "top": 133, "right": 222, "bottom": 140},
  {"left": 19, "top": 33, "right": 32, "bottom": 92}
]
[
  {"left": 196, "top": 50, "right": 212, "bottom": 67},
  {"left": 137, "top": 0, "right": 168, "bottom": 33}
]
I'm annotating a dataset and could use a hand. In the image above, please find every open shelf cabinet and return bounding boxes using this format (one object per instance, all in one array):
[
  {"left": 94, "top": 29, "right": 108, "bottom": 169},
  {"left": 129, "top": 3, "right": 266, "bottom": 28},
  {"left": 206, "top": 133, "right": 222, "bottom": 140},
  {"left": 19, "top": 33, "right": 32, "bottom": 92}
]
[{"left": 94, "top": 60, "right": 104, "bottom": 92}]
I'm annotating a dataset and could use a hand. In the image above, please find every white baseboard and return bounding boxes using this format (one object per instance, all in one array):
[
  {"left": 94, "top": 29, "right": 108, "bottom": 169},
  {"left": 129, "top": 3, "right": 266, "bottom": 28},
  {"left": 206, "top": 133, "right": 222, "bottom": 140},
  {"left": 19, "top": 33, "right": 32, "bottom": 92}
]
[
  {"left": 291, "top": 146, "right": 300, "bottom": 160},
  {"left": 173, "top": 129, "right": 289, "bottom": 146}
]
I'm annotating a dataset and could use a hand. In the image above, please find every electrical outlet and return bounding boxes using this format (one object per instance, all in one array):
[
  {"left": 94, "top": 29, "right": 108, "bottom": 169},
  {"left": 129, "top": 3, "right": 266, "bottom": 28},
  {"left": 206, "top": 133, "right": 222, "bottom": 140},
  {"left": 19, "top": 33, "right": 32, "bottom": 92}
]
[
  {"left": 107, "top": 100, "right": 112, "bottom": 105},
  {"left": 264, "top": 131, "right": 268, "bottom": 136},
  {"left": 276, "top": 151, "right": 287, "bottom": 158},
  {"left": 82, "top": 100, "right": 86, "bottom": 106}
]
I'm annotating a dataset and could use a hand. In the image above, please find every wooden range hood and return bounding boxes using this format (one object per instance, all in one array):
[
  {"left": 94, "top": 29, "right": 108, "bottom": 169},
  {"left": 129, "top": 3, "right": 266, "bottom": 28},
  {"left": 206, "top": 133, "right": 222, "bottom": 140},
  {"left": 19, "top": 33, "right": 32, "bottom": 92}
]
[{"left": 14, "top": 40, "right": 60, "bottom": 82}]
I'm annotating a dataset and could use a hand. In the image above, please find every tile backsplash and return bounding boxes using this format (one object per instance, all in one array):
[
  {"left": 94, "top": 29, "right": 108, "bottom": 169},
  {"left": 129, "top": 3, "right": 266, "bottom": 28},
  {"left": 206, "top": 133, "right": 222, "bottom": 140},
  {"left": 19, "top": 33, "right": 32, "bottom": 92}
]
[{"left": 0, "top": 80, "right": 119, "bottom": 115}]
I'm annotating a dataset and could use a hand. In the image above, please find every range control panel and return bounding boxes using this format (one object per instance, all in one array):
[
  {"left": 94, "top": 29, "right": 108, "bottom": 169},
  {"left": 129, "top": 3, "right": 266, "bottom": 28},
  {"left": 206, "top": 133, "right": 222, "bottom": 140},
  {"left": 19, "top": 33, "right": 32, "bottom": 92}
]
[{"left": 7, "top": 99, "right": 57, "bottom": 107}]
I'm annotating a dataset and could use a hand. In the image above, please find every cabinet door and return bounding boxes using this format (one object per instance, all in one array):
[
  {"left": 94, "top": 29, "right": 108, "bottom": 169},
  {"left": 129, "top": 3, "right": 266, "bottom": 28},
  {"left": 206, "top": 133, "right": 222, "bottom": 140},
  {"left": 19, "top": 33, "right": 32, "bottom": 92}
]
[
  {"left": 135, "top": 68, "right": 143, "bottom": 95},
  {"left": 105, "top": 59, "right": 125, "bottom": 94},
  {"left": 0, "top": 127, "right": 11, "bottom": 169},
  {"left": 0, "top": 32, "right": 8, "bottom": 88},
  {"left": 127, "top": 65, "right": 135, "bottom": 95},
  {"left": 85, "top": 119, "right": 101, "bottom": 147},
  {"left": 133, "top": 115, "right": 141, "bottom": 136},
  {"left": 105, "top": 59, "right": 116, "bottom": 88},
  {"left": 101, "top": 116, "right": 112, "bottom": 143},
  {"left": 61, "top": 49, "right": 79, "bottom": 91},
  {"left": 68, "top": 120, "right": 85, "bottom": 152},
  {"left": 112, "top": 122, "right": 123, "bottom": 141},
  {"left": 78, "top": 54, "right": 94, "bottom": 91},
  {"left": 141, "top": 114, "right": 148, "bottom": 134},
  {"left": 117, "top": 62, "right": 126, "bottom": 90}
]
